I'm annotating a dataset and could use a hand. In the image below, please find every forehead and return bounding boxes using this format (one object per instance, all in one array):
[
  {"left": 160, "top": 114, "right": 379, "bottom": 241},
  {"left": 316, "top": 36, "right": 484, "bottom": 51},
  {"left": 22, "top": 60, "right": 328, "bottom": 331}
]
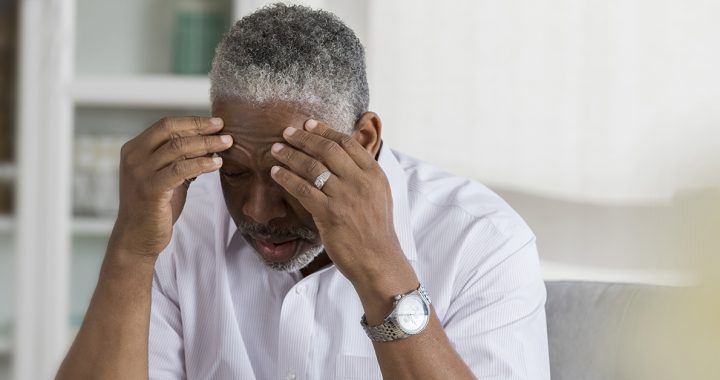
[
  {"left": 212, "top": 100, "right": 311, "bottom": 136},
  {"left": 212, "top": 100, "right": 312, "bottom": 159}
]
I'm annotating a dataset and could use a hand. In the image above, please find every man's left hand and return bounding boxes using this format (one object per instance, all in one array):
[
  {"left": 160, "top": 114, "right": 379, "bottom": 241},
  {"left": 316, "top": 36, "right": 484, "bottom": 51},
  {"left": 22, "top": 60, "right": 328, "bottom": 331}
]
[{"left": 269, "top": 119, "right": 411, "bottom": 289}]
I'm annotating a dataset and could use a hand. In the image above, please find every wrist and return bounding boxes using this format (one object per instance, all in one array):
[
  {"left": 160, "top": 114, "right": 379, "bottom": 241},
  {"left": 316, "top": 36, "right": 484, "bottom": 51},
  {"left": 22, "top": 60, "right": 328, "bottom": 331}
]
[
  {"left": 108, "top": 213, "right": 170, "bottom": 258},
  {"left": 101, "top": 245, "right": 158, "bottom": 283},
  {"left": 352, "top": 258, "right": 419, "bottom": 325}
]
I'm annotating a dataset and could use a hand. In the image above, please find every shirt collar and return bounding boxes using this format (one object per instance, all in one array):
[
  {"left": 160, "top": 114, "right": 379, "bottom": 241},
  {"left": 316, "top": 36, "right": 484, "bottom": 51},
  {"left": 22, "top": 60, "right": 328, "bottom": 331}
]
[{"left": 225, "top": 142, "right": 418, "bottom": 262}]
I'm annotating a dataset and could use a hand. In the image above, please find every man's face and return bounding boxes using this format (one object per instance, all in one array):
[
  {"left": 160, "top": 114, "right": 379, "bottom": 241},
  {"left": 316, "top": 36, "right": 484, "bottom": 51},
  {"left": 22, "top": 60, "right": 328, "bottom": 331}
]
[{"left": 212, "top": 100, "right": 324, "bottom": 271}]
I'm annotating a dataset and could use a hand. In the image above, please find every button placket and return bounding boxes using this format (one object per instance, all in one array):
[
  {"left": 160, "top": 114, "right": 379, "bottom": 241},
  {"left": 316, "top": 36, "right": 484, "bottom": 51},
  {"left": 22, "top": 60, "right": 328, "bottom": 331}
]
[{"left": 277, "top": 279, "right": 318, "bottom": 380}]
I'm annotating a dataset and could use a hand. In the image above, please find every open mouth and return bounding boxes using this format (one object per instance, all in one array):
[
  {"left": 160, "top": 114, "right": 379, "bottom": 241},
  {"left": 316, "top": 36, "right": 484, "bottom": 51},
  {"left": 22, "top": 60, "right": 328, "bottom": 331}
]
[{"left": 252, "top": 237, "right": 300, "bottom": 263}]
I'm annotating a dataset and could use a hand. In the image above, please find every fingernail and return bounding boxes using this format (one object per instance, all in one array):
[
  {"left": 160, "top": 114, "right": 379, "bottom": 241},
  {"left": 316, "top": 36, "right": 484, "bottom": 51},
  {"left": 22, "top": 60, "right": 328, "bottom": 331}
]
[
  {"left": 305, "top": 119, "right": 318, "bottom": 130},
  {"left": 271, "top": 166, "right": 280, "bottom": 175},
  {"left": 210, "top": 117, "right": 223, "bottom": 126},
  {"left": 212, "top": 156, "right": 223, "bottom": 165},
  {"left": 271, "top": 143, "right": 284, "bottom": 153},
  {"left": 284, "top": 127, "right": 297, "bottom": 136},
  {"left": 220, "top": 135, "right": 232, "bottom": 144}
]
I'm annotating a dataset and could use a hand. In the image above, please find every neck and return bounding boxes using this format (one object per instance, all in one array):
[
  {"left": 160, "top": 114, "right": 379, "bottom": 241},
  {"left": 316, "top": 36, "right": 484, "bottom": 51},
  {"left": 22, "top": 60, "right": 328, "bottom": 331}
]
[{"left": 300, "top": 251, "right": 333, "bottom": 277}]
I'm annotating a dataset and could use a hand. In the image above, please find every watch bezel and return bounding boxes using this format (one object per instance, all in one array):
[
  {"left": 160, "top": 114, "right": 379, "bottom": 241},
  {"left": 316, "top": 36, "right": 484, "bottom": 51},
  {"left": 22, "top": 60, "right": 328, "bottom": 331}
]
[{"left": 392, "top": 293, "right": 430, "bottom": 335}]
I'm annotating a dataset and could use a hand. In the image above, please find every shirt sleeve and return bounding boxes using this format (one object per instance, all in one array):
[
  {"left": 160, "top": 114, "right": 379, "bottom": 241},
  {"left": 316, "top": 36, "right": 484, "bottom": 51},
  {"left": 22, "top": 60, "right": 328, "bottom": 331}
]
[
  {"left": 442, "top": 234, "right": 550, "bottom": 379},
  {"left": 148, "top": 248, "right": 187, "bottom": 380}
]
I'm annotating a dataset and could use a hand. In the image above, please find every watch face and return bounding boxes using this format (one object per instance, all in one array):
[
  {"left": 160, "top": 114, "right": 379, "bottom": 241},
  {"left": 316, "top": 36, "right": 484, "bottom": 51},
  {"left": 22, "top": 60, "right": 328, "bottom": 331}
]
[{"left": 395, "top": 294, "right": 430, "bottom": 334}]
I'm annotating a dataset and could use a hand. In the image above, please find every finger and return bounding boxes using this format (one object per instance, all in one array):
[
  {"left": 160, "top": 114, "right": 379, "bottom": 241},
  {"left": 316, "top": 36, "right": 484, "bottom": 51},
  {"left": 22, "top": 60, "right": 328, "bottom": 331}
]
[
  {"left": 303, "top": 119, "right": 376, "bottom": 170},
  {"left": 154, "top": 156, "right": 223, "bottom": 191},
  {"left": 140, "top": 116, "right": 225, "bottom": 153},
  {"left": 270, "top": 142, "right": 339, "bottom": 192},
  {"left": 152, "top": 134, "right": 233, "bottom": 170},
  {"left": 281, "top": 124, "right": 358, "bottom": 175},
  {"left": 270, "top": 165, "right": 327, "bottom": 215}
]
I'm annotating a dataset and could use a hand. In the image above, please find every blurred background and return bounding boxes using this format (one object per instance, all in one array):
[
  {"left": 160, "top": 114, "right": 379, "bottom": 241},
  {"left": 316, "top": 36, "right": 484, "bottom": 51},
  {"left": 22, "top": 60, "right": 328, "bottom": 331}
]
[{"left": 0, "top": 0, "right": 718, "bottom": 379}]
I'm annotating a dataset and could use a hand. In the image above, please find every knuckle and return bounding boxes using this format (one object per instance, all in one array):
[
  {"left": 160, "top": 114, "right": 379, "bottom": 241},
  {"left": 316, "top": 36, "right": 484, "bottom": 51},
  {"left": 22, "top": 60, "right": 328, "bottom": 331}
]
[
  {"left": 306, "top": 159, "right": 321, "bottom": 173},
  {"left": 200, "top": 156, "right": 215, "bottom": 169},
  {"left": 171, "top": 162, "right": 184, "bottom": 178},
  {"left": 203, "top": 135, "right": 215, "bottom": 150},
  {"left": 296, "top": 182, "right": 313, "bottom": 197},
  {"left": 120, "top": 141, "right": 132, "bottom": 157},
  {"left": 324, "top": 141, "right": 341, "bottom": 155},
  {"left": 297, "top": 131, "right": 312, "bottom": 145},
  {"left": 191, "top": 117, "right": 203, "bottom": 131},
  {"left": 169, "top": 136, "right": 184, "bottom": 152},
  {"left": 157, "top": 117, "right": 173, "bottom": 132},
  {"left": 339, "top": 135, "right": 354, "bottom": 147}
]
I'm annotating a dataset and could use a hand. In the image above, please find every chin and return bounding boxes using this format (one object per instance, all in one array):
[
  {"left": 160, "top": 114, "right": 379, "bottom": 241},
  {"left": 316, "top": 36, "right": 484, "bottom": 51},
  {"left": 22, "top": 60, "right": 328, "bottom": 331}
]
[{"left": 259, "top": 243, "right": 324, "bottom": 272}]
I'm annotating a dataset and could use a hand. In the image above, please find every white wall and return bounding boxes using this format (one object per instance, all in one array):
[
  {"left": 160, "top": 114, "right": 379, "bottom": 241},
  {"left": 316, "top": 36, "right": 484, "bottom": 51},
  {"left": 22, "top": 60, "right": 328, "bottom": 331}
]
[{"left": 366, "top": 0, "right": 720, "bottom": 205}]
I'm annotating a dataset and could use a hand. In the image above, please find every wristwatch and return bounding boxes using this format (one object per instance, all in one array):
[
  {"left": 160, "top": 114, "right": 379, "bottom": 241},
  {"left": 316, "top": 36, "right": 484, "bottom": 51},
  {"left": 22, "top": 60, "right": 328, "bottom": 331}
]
[{"left": 360, "top": 284, "right": 432, "bottom": 342}]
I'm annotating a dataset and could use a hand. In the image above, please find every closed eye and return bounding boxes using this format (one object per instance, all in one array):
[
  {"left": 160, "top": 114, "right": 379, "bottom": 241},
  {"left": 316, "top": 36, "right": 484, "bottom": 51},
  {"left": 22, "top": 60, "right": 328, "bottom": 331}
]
[{"left": 220, "top": 168, "right": 250, "bottom": 178}]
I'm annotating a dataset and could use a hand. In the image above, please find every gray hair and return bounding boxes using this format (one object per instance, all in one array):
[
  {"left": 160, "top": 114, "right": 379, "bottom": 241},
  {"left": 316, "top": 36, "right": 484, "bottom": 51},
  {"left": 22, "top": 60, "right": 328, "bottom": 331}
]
[{"left": 210, "top": 3, "right": 369, "bottom": 133}]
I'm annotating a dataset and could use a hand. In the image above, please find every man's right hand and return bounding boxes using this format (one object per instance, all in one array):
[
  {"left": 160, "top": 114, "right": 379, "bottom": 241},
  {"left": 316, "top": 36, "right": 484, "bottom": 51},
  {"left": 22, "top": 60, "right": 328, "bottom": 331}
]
[{"left": 109, "top": 116, "right": 232, "bottom": 258}]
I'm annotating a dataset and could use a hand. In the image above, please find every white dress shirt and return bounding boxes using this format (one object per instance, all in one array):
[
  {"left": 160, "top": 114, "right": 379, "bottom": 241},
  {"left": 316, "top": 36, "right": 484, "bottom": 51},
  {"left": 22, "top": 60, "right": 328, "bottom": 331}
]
[{"left": 149, "top": 144, "right": 550, "bottom": 379}]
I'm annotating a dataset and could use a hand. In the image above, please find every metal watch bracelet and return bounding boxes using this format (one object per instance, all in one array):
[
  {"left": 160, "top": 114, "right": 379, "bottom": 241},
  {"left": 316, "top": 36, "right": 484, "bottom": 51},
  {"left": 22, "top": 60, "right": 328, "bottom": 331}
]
[{"left": 360, "top": 284, "right": 432, "bottom": 342}]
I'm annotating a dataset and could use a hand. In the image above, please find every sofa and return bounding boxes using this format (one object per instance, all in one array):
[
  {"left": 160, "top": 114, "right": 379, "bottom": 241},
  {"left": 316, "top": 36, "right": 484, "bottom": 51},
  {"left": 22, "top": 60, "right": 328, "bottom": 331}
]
[{"left": 544, "top": 281, "right": 669, "bottom": 380}]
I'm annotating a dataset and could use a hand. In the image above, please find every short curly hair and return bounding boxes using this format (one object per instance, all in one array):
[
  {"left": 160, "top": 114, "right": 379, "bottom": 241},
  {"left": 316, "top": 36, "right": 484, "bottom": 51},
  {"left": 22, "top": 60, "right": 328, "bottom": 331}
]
[{"left": 210, "top": 3, "right": 369, "bottom": 133}]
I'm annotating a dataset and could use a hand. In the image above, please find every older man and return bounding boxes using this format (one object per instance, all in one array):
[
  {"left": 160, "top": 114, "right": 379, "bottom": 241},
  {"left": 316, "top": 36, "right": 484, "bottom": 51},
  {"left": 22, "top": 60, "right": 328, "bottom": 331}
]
[{"left": 58, "top": 4, "right": 549, "bottom": 379}]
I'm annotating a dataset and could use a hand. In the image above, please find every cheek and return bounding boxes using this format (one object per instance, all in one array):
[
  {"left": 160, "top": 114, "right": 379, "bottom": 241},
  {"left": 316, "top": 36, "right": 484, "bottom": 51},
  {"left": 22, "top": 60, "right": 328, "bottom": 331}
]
[
  {"left": 219, "top": 178, "right": 244, "bottom": 219},
  {"left": 285, "top": 196, "right": 316, "bottom": 227}
]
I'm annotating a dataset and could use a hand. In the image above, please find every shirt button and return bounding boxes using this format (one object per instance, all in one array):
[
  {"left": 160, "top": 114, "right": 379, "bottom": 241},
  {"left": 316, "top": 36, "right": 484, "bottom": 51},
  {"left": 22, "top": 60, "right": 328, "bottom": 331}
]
[
  {"left": 286, "top": 369, "right": 296, "bottom": 380},
  {"left": 295, "top": 285, "right": 304, "bottom": 294}
]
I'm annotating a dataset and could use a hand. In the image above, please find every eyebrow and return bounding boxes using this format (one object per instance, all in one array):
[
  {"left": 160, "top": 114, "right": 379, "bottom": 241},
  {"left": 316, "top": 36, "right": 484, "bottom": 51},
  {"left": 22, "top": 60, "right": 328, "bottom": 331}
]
[
  {"left": 221, "top": 142, "right": 256, "bottom": 160},
  {"left": 218, "top": 143, "right": 276, "bottom": 165}
]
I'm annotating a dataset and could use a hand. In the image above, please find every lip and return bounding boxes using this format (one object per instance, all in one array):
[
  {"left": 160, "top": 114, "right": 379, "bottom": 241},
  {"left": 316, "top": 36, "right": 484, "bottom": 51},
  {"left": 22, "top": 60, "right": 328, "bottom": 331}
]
[{"left": 253, "top": 237, "right": 299, "bottom": 263}]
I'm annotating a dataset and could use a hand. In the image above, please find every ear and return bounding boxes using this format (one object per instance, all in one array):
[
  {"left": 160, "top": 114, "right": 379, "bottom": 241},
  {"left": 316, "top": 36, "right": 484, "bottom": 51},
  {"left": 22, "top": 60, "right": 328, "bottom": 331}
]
[{"left": 351, "top": 112, "right": 383, "bottom": 157}]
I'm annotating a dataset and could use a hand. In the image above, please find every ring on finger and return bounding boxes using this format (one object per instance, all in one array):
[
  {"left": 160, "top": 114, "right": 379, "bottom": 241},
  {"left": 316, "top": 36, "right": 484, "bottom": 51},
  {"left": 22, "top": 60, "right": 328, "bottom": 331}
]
[{"left": 313, "top": 170, "right": 332, "bottom": 190}]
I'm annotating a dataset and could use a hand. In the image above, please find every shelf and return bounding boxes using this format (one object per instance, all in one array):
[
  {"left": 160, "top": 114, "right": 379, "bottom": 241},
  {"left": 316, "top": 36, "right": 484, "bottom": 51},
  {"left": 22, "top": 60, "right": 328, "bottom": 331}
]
[
  {"left": 0, "top": 336, "right": 10, "bottom": 356},
  {"left": 0, "top": 163, "right": 14, "bottom": 182},
  {"left": 72, "top": 217, "right": 115, "bottom": 236},
  {"left": 0, "top": 216, "right": 12, "bottom": 234},
  {"left": 71, "top": 75, "right": 211, "bottom": 109}
]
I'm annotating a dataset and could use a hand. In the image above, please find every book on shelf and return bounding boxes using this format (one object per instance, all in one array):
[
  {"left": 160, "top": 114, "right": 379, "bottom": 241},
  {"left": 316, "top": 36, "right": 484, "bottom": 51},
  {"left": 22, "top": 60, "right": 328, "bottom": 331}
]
[{"left": 0, "top": 1, "right": 17, "bottom": 214}]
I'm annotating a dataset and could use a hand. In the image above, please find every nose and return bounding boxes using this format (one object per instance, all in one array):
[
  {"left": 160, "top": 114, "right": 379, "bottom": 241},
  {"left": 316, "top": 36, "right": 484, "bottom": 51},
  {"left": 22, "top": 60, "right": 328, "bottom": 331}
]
[{"left": 242, "top": 180, "right": 287, "bottom": 224}]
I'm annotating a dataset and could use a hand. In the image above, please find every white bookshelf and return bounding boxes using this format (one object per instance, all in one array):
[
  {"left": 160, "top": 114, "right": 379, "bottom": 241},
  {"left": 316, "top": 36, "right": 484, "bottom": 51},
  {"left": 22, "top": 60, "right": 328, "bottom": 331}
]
[{"left": 13, "top": 0, "right": 245, "bottom": 378}]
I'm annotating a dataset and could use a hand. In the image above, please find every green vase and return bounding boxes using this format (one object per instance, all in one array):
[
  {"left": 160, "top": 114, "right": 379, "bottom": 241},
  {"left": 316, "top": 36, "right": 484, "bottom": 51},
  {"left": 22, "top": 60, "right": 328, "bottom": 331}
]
[{"left": 172, "top": 3, "right": 228, "bottom": 75}]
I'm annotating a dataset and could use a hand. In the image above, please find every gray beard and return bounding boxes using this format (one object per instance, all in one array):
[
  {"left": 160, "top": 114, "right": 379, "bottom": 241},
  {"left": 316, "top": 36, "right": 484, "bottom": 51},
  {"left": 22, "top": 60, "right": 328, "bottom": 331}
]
[
  {"left": 256, "top": 243, "right": 325, "bottom": 272},
  {"left": 235, "top": 219, "right": 322, "bottom": 272}
]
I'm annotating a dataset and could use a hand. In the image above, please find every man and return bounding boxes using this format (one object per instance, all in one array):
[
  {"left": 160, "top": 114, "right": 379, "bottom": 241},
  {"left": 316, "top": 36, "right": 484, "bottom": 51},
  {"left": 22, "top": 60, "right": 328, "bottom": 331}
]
[{"left": 58, "top": 4, "right": 549, "bottom": 379}]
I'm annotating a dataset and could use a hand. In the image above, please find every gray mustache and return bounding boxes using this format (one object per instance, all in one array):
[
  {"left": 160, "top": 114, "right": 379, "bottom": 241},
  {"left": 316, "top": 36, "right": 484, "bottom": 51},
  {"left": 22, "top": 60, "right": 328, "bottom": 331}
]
[{"left": 236, "top": 220, "right": 317, "bottom": 241}]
